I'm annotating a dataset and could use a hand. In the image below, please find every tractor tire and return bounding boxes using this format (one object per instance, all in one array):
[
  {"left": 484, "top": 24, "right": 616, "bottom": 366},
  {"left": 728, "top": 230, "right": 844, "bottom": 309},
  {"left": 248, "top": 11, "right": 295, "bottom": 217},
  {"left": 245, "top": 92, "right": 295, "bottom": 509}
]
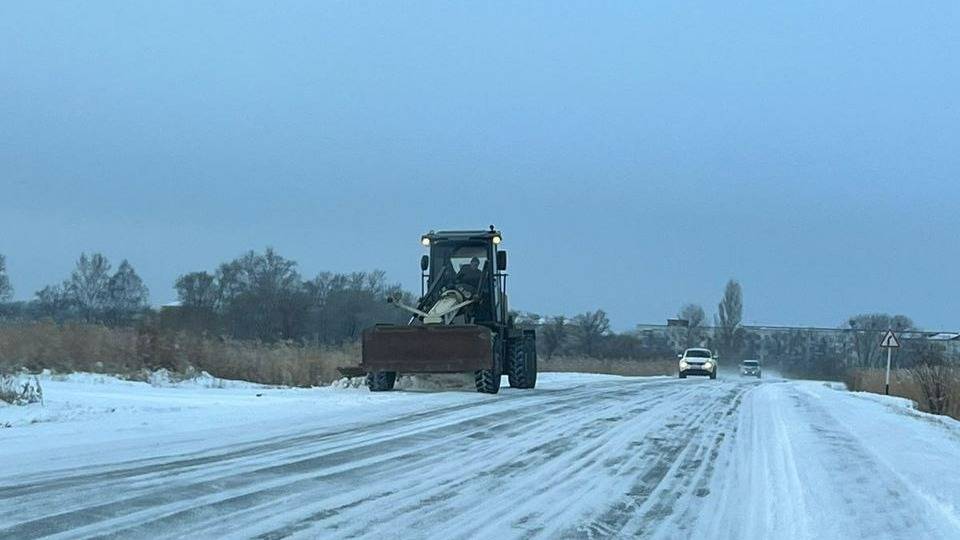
[
  {"left": 366, "top": 371, "right": 396, "bottom": 392},
  {"left": 508, "top": 334, "right": 538, "bottom": 389},
  {"left": 475, "top": 338, "right": 503, "bottom": 394},
  {"left": 475, "top": 368, "right": 501, "bottom": 394}
]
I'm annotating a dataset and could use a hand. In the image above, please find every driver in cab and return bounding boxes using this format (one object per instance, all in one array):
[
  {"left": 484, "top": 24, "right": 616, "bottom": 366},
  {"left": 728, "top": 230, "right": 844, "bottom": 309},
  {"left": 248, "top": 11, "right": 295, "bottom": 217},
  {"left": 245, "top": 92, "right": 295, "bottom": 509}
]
[{"left": 456, "top": 257, "right": 482, "bottom": 287}]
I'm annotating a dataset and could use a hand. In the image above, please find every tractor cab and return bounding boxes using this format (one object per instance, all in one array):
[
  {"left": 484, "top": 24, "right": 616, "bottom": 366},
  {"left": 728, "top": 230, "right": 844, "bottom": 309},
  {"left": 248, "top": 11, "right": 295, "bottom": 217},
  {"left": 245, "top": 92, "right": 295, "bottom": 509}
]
[{"left": 418, "top": 228, "right": 508, "bottom": 327}]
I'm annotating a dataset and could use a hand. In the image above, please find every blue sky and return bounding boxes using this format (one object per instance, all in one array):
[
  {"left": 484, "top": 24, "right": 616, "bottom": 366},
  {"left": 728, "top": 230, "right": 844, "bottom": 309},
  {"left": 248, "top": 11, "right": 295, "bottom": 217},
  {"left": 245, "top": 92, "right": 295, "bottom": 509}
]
[{"left": 1, "top": 1, "right": 958, "bottom": 330}]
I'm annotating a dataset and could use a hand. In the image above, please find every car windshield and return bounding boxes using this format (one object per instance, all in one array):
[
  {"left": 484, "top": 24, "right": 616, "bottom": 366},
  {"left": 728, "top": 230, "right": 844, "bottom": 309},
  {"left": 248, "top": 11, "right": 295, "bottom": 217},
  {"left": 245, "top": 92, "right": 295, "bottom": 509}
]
[
  {"left": 685, "top": 350, "right": 711, "bottom": 358},
  {"left": 743, "top": 361, "right": 759, "bottom": 367}
]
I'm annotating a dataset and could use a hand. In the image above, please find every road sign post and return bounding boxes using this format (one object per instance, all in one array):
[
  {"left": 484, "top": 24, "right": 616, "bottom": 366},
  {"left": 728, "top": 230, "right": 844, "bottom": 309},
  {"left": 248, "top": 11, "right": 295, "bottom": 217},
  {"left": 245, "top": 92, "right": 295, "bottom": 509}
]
[
  {"left": 885, "top": 348, "right": 892, "bottom": 395},
  {"left": 879, "top": 330, "right": 901, "bottom": 395}
]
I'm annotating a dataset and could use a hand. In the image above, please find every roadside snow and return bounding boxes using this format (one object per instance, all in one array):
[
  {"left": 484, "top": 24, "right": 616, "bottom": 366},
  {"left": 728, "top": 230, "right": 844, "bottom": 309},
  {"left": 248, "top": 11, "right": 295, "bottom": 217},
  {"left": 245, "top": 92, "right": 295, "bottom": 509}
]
[
  {"left": 798, "top": 381, "right": 960, "bottom": 531},
  {"left": 846, "top": 389, "right": 920, "bottom": 411},
  {"left": 0, "top": 371, "right": 628, "bottom": 476},
  {"left": 0, "top": 371, "right": 458, "bottom": 474},
  {"left": 693, "top": 380, "right": 960, "bottom": 539},
  {"left": 145, "top": 368, "right": 271, "bottom": 389}
]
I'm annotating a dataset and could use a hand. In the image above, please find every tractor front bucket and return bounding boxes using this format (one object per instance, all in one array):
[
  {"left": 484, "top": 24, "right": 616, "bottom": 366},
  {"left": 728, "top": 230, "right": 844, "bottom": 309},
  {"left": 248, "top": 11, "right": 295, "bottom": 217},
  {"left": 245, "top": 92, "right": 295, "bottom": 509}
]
[{"left": 361, "top": 324, "right": 493, "bottom": 373}]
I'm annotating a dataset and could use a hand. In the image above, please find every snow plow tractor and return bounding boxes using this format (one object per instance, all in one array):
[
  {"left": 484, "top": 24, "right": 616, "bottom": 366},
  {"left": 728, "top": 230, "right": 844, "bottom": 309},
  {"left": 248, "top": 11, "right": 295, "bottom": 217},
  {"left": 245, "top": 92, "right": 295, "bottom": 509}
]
[{"left": 361, "top": 227, "right": 537, "bottom": 394}]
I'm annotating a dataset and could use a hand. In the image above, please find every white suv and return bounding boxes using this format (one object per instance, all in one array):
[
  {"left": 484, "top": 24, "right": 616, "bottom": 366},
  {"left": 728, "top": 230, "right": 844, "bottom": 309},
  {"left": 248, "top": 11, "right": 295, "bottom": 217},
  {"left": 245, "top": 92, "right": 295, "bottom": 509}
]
[{"left": 678, "top": 348, "right": 717, "bottom": 380}]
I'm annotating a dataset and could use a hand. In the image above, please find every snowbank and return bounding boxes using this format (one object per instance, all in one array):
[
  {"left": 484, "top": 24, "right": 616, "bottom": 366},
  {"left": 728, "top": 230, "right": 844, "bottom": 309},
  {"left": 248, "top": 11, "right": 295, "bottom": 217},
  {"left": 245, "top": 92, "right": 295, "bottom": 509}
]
[{"left": 848, "top": 390, "right": 918, "bottom": 410}]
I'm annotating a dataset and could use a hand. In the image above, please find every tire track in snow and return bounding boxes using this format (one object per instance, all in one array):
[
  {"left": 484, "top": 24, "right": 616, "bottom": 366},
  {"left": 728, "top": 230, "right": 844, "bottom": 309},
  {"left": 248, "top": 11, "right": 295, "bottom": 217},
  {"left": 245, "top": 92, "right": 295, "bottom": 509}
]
[
  {"left": 171, "top": 381, "right": 692, "bottom": 539},
  {"left": 0, "top": 388, "right": 565, "bottom": 499},
  {"left": 0, "top": 385, "right": 592, "bottom": 529},
  {"left": 349, "top": 385, "right": 701, "bottom": 539},
  {"left": 567, "top": 382, "right": 748, "bottom": 539},
  {"left": 784, "top": 387, "right": 956, "bottom": 538},
  {"left": 688, "top": 382, "right": 960, "bottom": 540},
  {"left": 0, "top": 378, "right": 678, "bottom": 539},
  {"left": 242, "top": 380, "right": 739, "bottom": 539}
]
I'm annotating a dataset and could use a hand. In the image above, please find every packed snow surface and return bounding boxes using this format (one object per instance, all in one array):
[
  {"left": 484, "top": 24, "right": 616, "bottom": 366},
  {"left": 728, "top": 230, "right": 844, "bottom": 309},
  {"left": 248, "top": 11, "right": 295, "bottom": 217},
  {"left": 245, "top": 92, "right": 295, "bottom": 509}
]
[{"left": 1, "top": 372, "right": 958, "bottom": 539}]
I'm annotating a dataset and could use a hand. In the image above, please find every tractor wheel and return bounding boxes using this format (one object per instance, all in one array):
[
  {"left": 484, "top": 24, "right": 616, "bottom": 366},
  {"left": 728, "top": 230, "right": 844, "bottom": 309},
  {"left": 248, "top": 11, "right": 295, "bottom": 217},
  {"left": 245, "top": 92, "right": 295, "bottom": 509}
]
[
  {"left": 475, "top": 367, "right": 501, "bottom": 394},
  {"left": 366, "top": 371, "right": 396, "bottom": 392},
  {"left": 508, "top": 334, "right": 538, "bottom": 389},
  {"left": 475, "top": 338, "right": 503, "bottom": 394}
]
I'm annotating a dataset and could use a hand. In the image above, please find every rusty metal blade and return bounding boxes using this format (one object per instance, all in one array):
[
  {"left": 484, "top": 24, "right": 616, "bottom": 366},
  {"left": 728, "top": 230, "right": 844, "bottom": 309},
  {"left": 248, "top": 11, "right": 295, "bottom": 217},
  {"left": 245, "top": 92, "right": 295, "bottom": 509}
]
[{"left": 361, "top": 325, "right": 493, "bottom": 373}]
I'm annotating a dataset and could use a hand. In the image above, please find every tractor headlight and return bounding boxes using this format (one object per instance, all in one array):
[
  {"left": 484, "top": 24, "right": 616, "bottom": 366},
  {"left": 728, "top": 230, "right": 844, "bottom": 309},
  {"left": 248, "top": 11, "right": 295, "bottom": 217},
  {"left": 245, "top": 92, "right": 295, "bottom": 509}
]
[
  {"left": 421, "top": 236, "right": 431, "bottom": 246},
  {"left": 492, "top": 235, "right": 501, "bottom": 244}
]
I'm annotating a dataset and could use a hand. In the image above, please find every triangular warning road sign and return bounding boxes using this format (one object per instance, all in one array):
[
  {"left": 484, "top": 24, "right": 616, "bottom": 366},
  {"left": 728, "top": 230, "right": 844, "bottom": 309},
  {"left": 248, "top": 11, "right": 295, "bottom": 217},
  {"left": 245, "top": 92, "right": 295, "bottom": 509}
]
[{"left": 880, "top": 330, "right": 901, "bottom": 348}]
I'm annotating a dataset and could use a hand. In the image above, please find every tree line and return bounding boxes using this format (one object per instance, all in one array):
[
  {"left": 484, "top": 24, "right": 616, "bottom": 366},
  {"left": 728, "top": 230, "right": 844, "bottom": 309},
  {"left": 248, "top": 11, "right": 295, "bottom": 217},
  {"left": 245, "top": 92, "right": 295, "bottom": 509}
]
[
  {"left": 2, "top": 252, "right": 955, "bottom": 370},
  {"left": 169, "top": 248, "right": 410, "bottom": 343},
  {"left": 521, "top": 279, "right": 750, "bottom": 361},
  {"left": 1, "top": 253, "right": 149, "bottom": 324},
  {"left": 525, "top": 277, "right": 957, "bottom": 377},
  {"left": 668, "top": 282, "right": 951, "bottom": 377},
  {"left": 0, "top": 249, "right": 410, "bottom": 346}
]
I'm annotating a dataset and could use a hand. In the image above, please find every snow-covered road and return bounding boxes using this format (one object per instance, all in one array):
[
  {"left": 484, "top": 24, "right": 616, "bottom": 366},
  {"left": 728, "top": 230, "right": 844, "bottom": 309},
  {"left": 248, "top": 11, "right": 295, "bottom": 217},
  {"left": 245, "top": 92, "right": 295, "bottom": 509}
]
[{"left": 1, "top": 373, "right": 959, "bottom": 539}]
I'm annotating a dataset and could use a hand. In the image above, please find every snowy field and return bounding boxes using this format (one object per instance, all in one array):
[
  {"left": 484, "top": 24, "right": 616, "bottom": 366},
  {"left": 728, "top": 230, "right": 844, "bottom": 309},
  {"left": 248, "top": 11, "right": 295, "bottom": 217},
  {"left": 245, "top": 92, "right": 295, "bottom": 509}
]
[{"left": 1, "top": 372, "right": 959, "bottom": 539}]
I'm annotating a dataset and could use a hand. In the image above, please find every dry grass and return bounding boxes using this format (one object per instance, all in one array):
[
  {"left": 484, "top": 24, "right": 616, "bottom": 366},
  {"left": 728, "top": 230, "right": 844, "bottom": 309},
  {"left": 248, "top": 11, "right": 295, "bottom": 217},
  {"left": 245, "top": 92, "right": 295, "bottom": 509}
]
[
  {"left": 1, "top": 322, "right": 683, "bottom": 387},
  {"left": 177, "top": 336, "right": 359, "bottom": 387},
  {"left": 0, "top": 321, "right": 360, "bottom": 386},
  {"left": 843, "top": 368, "right": 960, "bottom": 421},
  {"left": 0, "top": 375, "right": 21, "bottom": 404},
  {"left": 0, "top": 321, "right": 138, "bottom": 374},
  {"left": 541, "top": 356, "right": 677, "bottom": 377}
]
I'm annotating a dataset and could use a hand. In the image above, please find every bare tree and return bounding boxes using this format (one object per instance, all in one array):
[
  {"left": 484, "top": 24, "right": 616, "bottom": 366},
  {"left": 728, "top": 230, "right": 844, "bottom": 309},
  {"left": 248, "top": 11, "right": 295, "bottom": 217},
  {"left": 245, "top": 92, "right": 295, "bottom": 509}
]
[
  {"left": 110, "top": 259, "right": 150, "bottom": 311},
  {"left": 573, "top": 310, "right": 610, "bottom": 357},
  {"left": 714, "top": 280, "right": 745, "bottom": 360},
  {"left": 184, "top": 248, "right": 409, "bottom": 343},
  {"left": 539, "top": 316, "right": 568, "bottom": 360},
  {"left": 847, "top": 313, "right": 913, "bottom": 368},
  {"left": 311, "top": 270, "right": 404, "bottom": 344},
  {"left": 171, "top": 271, "right": 222, "bottom": 334},
  {"left": 0, "top": 254, "right": 12, "bottom": 303},
  {"left": 35, "top": 284, "right": 70, "bottom": 317},
  {"left": 216, "top": 248, "right": 305, "bottom": 341},
  {"left": 32, "top": 254, "right": 145, "bottom": 324},
  {"left": 108, "top": 260, "right": 150, "bottom": 315},
  {"left": 908, "top": 341, "right": 953, "bottom": 416},
  {"left": 678, "top": 303, "right": 706, "bottom": 348},
  {"left": 175, "top": 271, "right": 220, "bottom": 310},
  {"left": 66, "top": 253, "right": 113, "bottom": 321}
]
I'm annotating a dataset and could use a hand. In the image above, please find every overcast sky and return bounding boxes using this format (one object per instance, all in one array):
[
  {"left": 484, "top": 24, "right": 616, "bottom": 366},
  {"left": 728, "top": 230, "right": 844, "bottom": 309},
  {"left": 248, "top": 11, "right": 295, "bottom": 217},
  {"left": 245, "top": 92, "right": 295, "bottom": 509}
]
[{"left": 2, "top": 2, "right": 958, "bottom": 330}]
